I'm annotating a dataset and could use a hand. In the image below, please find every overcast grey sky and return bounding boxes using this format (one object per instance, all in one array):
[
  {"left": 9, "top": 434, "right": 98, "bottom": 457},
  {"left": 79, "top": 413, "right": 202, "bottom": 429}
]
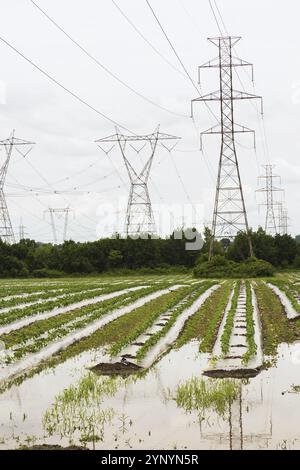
[{"left": 0, "top": 0, "right": 299, "bottom": 242}]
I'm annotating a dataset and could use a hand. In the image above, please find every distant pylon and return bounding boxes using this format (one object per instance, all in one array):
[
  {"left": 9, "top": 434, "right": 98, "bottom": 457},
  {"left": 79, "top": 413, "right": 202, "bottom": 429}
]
[
  {"left": 95, "top": 127, "right": 180, "bottom": 237},
  {"left": 0, "top": 131, "right": 35, "bottom": 244},
  {"left": 256, "top": 165, "right": 283, "bottom": 235},
  {"left": 278, "top": 203, "right": 288, "bottom": 235},
  {"left": 45, "top": 207, "right": 73, "bottom": 244},
  {"left": 19, "top": 217, "right": 27, "bottom": 241},
  {"left": 191, "top": 36, "right": 263, "bottom": 259}
]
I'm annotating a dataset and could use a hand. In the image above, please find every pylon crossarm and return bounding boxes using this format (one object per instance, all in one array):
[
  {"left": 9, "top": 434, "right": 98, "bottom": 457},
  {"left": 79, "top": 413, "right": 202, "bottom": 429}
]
[
  {"left": 192, "top": 90, "right": 221, "bottom": 102},
  {"left": 208, "top": 36, "right": 241, "bottom": 46},
  {"left": 95, "top": 132, "right": 180, "bottom": 143},
  {"left": 199, "top": 56, "right": 253, "bottom": 69},
  {"left": 0, "top": 138, "right": 35, "bottom": 146}
]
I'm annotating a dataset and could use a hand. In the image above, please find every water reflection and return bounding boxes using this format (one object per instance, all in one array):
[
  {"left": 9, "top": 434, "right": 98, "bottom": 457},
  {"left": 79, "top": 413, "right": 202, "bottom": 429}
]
[{"left": 1, "top": 342, "right": 300, "bottom": 449}]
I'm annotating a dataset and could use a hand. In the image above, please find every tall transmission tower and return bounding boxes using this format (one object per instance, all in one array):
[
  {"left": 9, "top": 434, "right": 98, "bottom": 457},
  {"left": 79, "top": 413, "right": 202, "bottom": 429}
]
[
  {"left": 256, "top": 164, "right": 283, "bottom": 235},
  {"left": 278, "top": 203, "right": 288, "bottom": 235},
  {"left": 191, "top": 36, "right": 263, "bottom": 259},
  {"left": 45, "top": 207, "right": 73, "bottom": 244},
  {"left": 0, "top": 131, "right": 35, "bottom": 244},
  {"left": 95, "top": 127, "right": 180, "bottom": 237}
]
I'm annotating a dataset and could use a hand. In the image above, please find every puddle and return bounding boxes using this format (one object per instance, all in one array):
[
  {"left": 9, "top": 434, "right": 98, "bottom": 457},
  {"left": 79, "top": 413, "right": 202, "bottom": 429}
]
[{"left": 1, "top": 340, "right": 300, "bottom": 449}]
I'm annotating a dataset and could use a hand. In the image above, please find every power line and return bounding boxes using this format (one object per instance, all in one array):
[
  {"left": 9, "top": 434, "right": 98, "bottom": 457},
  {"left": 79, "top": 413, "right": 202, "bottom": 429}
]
[
  {"left": 210, "top": 0, "right": 269, "bottom": 165},
  {"left": 0, "top": 35, "right": 134, "bottom": 134},
  {"left": 144, "top": 0, "right": 225, "bottom": 137},
  {"left": 145, "top": 0, "right": 199, "bottom": 96},
  {"left": 208, "top": 0, "right": 224, "bottom": 36},
  {"left": 29, "top": 0, "right": 187, "bottom": 119},
  {"left": 12, "top": 143, "right": 110, "bottom": 235},
  {"left": 142, "top": 1, "right": 218, "bottom": 223},
  {"left": 111, "top": 0, "right": 193, "bottom": 82}
]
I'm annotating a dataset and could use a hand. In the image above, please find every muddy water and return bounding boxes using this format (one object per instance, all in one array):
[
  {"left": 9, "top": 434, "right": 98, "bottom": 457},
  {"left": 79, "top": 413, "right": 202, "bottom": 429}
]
[{"left": 1, "top": 342, "right": 300, "bottom": 450}]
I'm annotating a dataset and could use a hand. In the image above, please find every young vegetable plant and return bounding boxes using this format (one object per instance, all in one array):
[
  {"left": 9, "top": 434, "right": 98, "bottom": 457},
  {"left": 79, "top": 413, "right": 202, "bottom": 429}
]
[
  {"left": 220, "top": 281, "right": 241, "bottom": 355},
  {"left": 175, "top": 281, "right": 233, "bottom": 352},
  {"left": 242, "top": 281, "right": 257, "bottom": 365},
  {"left": 109, "top": 284, "right": 198, "bottom": 356},
  {"left": 135, "top": 281, "right": 216, "bottom": 361}
]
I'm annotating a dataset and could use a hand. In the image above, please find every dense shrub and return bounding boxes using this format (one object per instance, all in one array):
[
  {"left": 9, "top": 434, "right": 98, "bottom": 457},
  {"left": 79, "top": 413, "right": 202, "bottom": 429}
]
[
  {"left": 194, "top": 255, "right": 274, "bottom": 278},
  {"left": 32, "top": 268, "right": 64, "bottom": 278}
]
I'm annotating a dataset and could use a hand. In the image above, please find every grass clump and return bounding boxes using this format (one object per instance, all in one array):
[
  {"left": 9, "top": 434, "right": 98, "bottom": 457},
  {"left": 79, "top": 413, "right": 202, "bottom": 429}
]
[
  {"left": 43, "top": 373, "right": 121, "bottom": 446},
  {"left": 174, "top": 376, "right": 240, "bottom": 422}
]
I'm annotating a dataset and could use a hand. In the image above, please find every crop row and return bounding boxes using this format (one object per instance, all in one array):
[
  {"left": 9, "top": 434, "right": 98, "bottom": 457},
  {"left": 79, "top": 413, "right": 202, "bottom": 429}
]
[
  {"left": 254, "top": 281, "right": 300, "bottom": 356},
  {"left": 268, "top": 279, "right": 300, "bottom": 313},
  {"left": 242, "top": 281, "right": 257, "bottom": 364},
  {"left": 25, "top": 283, "right": 209, "bottom": 373},
  {"left": 174, "top": 281, "right": 233, "bottom": 352},
  {"left": 220, "top": 281, "right": 241, "bottom": 355},
  {"left": 0, "top": 281, "right": 154, "bottom": 327},
  {"left": 0, "top": 278, "right": 130, "bottom": 299},
  {"left": 1, "top": 284, "right": 172, "bottom": 363},
  {"left": 135, "top": 281, "right": 215, "bottom": 360},
  {"left": 0, "top": 282, "right": 128, "bottom": 309},
  {"left": 109, "top": 283, "right": 200, "bottom": 356},
  {"left": 0, "top": 286, "right": 99, "bottom": 310}
]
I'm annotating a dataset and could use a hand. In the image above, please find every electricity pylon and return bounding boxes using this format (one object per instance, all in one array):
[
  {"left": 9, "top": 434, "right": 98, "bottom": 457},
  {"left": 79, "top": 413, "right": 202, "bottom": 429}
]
[
  {"left": 256, "top": 164, "right": 283, "bottom": 235},
  {"left": 95, "top": 127, "right": 180, "bottom": 237},
  {"left": 0, "top": 131, "right": 35, "bottom": 244},
  {"left": 19, "top": 217, "right": 27, "bottom": 241},
  {"left": 191, "top": 36, "right": 263, "bottom": 259},
  {"left": 45, "top": 207, "right": 73, "bottom": 244},
  {"left": 278, "top": 203, "right": 288, "bottom": 235}
]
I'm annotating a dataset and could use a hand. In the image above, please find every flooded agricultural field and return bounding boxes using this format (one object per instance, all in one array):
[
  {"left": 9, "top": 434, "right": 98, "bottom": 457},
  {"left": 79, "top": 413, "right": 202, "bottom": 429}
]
[{"left": 1, "top": 274, "right": 300, "bottom": 450}]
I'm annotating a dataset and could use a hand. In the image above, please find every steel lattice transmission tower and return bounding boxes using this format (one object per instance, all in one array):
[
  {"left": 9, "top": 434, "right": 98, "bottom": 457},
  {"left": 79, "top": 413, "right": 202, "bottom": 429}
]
[
  {"left": 278, "top": 203, "right": 288, "bottom": 235},
  {"left": 45, "top": 207, "right": 73, "bottom": 244},
  {"left": 256, "top": 164, "right": 283, "bottom": 235},
  {"left": 96, "top": 127, "right": 180, "bottom": 237},
  {"left": 192, "top": 36, "right": 263, "bottom": 259},
  {"left": 0, "top": 131, "right": 35, "bottom": 244}
]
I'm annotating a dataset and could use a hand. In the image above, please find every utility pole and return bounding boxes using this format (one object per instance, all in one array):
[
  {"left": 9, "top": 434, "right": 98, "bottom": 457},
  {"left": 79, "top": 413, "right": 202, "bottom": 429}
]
[
  {"left": 0, "top": 131, "right": 35, "bottom": 244},
  {"left": 95, "top": 127, "right": 180, "bottom": 237},
  {"left": 256, "top": 165, "right": 283, "bottom": 235},
  {"left": 45, "top": 207, "right": 73, "bottom": 244},
  {"left": 192, "top": 36, "right": 263, "bottom": 259}
]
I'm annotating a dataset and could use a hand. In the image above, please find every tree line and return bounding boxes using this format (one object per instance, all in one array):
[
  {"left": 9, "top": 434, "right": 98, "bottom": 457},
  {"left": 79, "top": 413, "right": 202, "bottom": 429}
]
[
  {"left": 0, "top": 233, "right": 199, "bottom": 277},
  {"left": 0, "top": 228, "right": 299, "bottom": 278}
]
